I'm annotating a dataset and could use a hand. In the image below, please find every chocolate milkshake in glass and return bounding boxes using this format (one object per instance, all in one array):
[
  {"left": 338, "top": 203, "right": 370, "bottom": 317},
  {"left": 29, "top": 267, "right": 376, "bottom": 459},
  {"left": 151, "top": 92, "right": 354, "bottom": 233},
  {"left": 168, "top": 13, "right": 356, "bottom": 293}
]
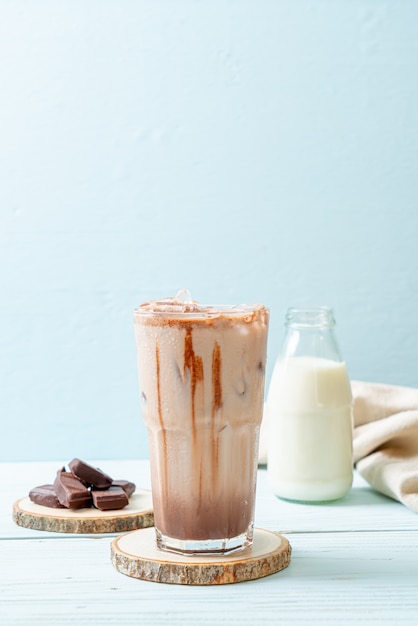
[{"left": 134, "top": 289, "right": 269, "bottom": 555}]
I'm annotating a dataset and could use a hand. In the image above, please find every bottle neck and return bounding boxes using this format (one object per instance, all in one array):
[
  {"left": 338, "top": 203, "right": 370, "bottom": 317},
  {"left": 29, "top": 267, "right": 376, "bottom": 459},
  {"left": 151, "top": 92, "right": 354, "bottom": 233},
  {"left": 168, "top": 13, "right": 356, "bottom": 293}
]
[
  {"left": 281, "top": 307, "right": 343, "bottom": 362},
  {"left": 285, "top": 306, "right": 335, "bottom": 329}
]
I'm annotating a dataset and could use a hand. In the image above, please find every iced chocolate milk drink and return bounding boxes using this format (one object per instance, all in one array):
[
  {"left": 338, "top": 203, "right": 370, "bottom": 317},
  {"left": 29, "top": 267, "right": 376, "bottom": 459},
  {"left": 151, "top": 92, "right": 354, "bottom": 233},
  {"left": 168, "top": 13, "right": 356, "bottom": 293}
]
[{"left": 134, "top": 290, "right": 269, "bottom": 554}]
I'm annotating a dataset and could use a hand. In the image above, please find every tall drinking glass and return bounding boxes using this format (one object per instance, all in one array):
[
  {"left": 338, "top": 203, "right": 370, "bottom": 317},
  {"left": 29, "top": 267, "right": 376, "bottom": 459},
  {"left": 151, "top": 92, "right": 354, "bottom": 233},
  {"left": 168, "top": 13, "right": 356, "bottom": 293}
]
[{"left": 134, "top": 291, "right": 269, "bottom": 555}]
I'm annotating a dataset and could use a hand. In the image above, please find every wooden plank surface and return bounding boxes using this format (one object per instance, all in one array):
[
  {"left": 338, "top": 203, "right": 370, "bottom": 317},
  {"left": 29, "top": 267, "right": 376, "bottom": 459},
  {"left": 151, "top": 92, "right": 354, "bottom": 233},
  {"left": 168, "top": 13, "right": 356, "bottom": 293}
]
[
  {"left": 1, "top": 531, "right": 417, "bottom": 625},
  {"left": 1, "top": 460, "right": 418, "bottom": 625}
]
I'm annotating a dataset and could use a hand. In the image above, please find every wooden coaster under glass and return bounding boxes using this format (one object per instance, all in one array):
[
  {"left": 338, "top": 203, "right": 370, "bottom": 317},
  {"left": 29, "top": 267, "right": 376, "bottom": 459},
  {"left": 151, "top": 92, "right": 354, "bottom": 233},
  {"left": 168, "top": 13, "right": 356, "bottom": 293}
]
[{"left": 111, "top": 526, "right": 291, "bottom": 585}]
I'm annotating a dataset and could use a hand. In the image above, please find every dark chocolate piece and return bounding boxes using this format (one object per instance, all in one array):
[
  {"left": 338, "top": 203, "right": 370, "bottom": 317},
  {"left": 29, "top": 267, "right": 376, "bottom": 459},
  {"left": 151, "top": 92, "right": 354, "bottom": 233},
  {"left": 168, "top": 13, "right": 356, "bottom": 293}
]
[
  {"left": 68, "top": 458, "right": 113, "bottom": 489},
  {"left": 54, "top": 469, "right": 92, "bottom": 509},
  {"left": 29, "top": 484, "right": 65, "bottom": 509},
  {"left": 91, "top": 486, "right": 129, "bottom": 511},
  {"left": 112, "top": 479, "right": 136, "bottom": 497}
]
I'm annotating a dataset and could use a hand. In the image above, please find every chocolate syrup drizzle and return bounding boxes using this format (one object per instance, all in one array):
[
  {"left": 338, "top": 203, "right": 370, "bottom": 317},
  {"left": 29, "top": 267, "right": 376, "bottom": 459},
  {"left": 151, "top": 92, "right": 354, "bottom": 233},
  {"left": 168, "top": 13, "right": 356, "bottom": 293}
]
[
  {"left": 211, "top": 340, "right": 223, "bottom": 488},
  {"left": 183, "top": 327, "right": 204, "bottom": 437},
  {"left": 155, "top": 341, "right": 168, "bottom": 491},
  {"left": 183, "top": 329, "right": 225, "bottom": 511},
  {"left": 211, "top": 341, "right": 223, "bottom": 415}
]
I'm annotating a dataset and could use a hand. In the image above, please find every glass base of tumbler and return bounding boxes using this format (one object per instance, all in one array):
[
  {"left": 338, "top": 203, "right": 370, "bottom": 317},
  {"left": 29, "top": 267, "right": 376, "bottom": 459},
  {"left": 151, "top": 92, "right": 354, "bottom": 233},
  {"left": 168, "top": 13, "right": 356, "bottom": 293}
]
[{"left": 155, "top": 526, "right": 254, "bottom": 556}]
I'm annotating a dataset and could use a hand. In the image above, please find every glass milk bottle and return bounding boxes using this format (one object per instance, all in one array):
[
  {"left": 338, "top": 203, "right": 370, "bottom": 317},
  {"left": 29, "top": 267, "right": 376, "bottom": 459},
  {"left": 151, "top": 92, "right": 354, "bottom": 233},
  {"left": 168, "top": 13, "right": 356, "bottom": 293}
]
[{"left": 267, "top": 307, "right": 353, "bottom": 502}]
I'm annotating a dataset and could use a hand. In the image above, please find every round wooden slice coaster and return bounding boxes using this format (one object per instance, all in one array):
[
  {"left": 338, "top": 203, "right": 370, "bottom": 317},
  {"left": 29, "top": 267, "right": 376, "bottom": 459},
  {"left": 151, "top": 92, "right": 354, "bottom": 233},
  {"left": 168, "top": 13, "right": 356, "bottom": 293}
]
[
  {"left": 111, "top": 527, "right": 291, "bottom": 585},
  {"left": 13, "top": 490, "right": 153, "bottom": 534}
]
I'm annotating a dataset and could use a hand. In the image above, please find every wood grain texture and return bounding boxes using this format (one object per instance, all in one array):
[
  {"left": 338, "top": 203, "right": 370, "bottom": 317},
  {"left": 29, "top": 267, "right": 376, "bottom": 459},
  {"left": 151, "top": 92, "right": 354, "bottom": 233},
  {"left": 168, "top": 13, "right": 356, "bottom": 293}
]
[
  {"left": 111, "top": 527, "right": 291, "bottom": 585},
  {"left": 2, "top": 461, "right": 418, "bottom": 625},
  {"left": 3, "top": 531, "right": 418, "bottom": 625}
]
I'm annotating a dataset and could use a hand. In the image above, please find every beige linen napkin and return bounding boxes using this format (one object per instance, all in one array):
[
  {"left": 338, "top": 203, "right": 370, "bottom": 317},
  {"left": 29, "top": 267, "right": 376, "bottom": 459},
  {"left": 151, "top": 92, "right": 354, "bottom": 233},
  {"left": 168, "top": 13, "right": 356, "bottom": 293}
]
[{"left": 352, "top": 380, "right": 418, "bottom": 512}]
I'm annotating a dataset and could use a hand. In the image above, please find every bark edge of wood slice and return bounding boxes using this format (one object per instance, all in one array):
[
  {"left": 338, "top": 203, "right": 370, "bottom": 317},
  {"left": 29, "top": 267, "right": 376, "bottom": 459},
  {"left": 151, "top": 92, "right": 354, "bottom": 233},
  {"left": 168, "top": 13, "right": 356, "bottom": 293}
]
[
  {"left": 111, "top": 527, "right": 291, "bottom": 585},
  {"left": 13, "top": 490, "right": 154, "bottom": 534}
]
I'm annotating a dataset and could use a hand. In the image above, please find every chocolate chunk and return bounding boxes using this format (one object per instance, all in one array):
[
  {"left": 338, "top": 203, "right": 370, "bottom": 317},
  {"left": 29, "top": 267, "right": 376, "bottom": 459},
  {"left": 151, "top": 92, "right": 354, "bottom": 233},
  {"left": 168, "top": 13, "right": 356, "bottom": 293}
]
[
  {"left": 68, "top": 458, "right": 113, "bottom": 489},
  {"left": 112, "top": 479, "right": 136, "bottom": 497},
  {"left": 29, "top": 484, "right": 65, "bottom": 509},
  {"left": 91, "top": 486, "right": 129, "bottom": 511},
  {"left": 54, "top": 469, "right": 92, "bottom": 509}
]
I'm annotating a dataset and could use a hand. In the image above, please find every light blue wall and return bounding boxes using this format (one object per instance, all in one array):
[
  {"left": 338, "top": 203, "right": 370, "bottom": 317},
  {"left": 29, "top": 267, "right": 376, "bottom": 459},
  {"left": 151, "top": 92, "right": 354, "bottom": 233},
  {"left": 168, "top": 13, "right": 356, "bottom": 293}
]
[{"left": 1, "top": 0, "right": 418, "bottom": 461}]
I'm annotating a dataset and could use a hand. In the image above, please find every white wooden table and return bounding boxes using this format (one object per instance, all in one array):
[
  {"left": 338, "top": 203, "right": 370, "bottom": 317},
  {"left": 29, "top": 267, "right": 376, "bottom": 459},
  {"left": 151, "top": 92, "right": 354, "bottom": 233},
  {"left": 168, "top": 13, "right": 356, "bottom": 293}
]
[{"left": 1, "top": 460, "right": 418, "bottom": 625}]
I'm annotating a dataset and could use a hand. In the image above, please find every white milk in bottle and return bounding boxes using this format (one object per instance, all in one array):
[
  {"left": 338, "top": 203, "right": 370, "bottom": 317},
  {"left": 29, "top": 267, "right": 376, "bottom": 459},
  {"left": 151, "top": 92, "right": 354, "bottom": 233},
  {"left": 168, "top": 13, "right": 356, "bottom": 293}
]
[{"left": 267, "top": 308, "right": 353, "bottom": 502}]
